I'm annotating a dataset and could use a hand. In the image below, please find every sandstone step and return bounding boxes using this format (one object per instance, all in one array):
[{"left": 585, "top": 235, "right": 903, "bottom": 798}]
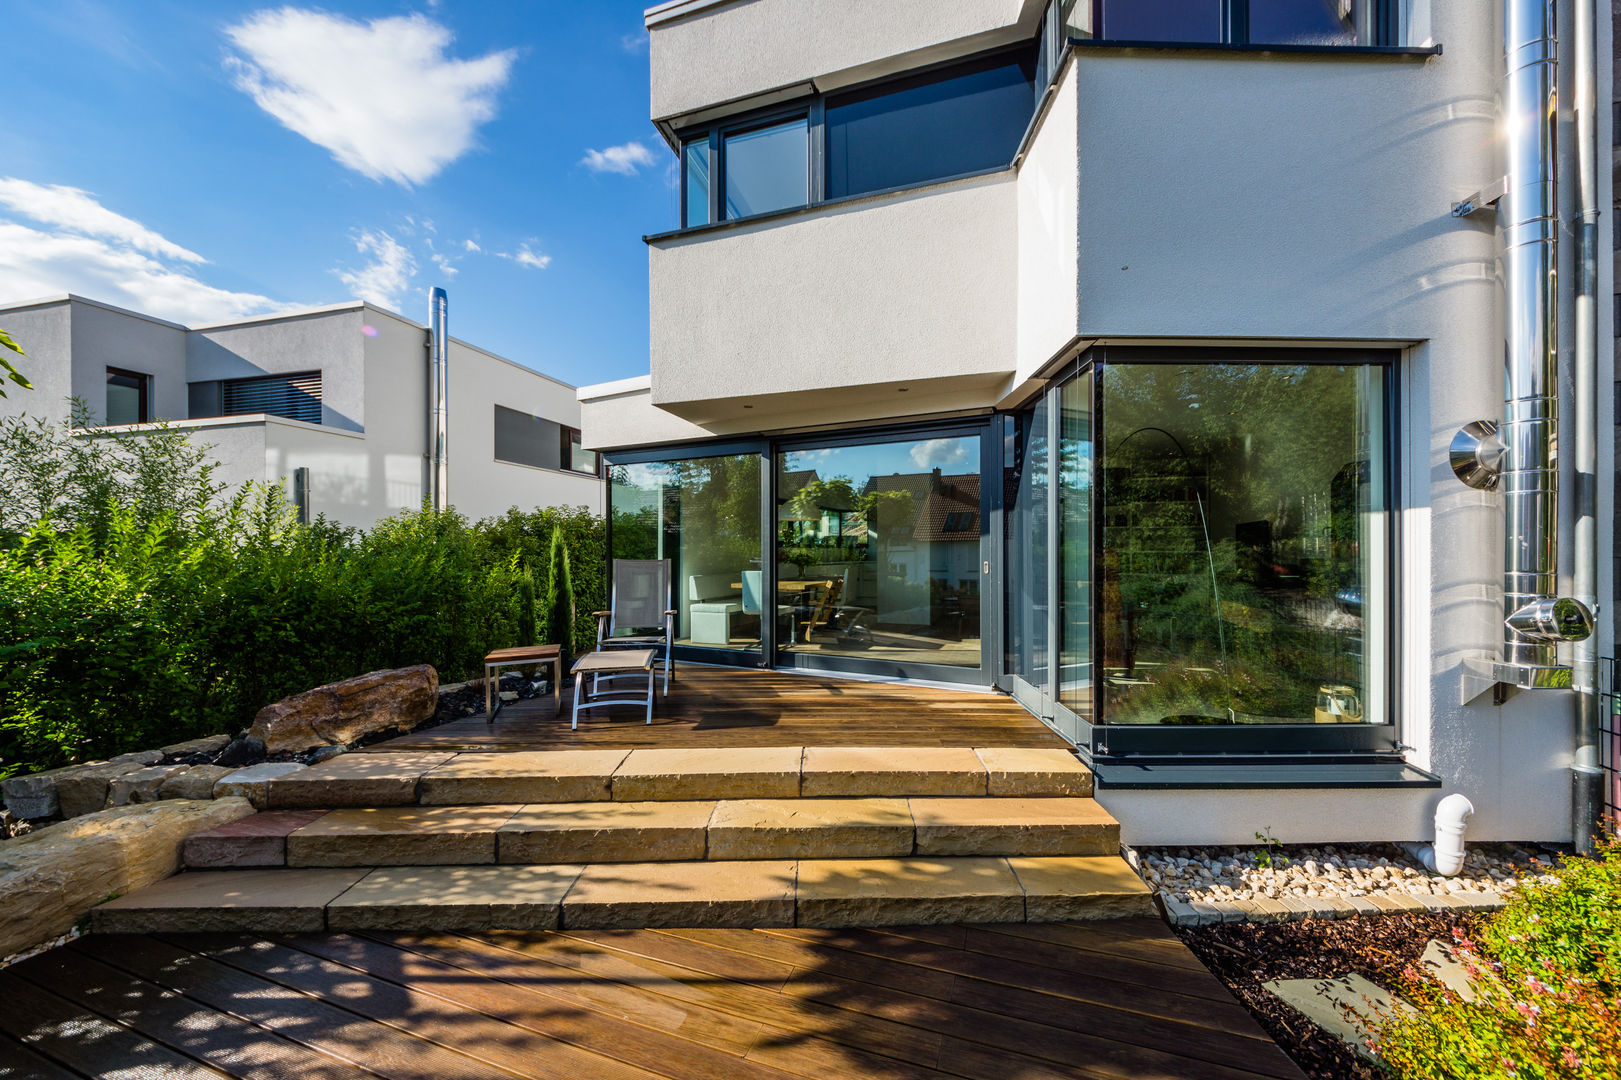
[
  {"left": 263, "top": 745, "right": 1093, "bottom": 808},
  {"left": 184, "top": 796, "right": 1121, "bottom": 869},
  {"left": 92, "top": 854, "right": 1152, "bottom": 934}
]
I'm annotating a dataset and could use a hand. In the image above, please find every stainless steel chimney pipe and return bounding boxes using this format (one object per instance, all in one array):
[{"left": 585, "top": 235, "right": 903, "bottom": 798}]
[{"left": 429, "top": 287, "right": 450, "bottom": 512}]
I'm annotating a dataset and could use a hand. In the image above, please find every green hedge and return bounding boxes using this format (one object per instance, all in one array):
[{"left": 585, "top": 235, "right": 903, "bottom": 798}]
[{"left": 0, "top": 492, "right": 606, "bottom": 777}]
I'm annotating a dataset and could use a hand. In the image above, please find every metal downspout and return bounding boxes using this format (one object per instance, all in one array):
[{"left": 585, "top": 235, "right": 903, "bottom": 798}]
[{"left": 1570, "top": 0, "right": 1603, "bottom": 853}]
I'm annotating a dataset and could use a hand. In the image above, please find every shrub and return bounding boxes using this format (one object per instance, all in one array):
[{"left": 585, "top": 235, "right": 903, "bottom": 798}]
[{"left": 1372, "top": 836, "right": 1621, "bottom": 1080}]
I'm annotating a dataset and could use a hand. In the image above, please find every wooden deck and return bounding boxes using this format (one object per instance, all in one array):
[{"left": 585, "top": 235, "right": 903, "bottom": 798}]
[
  {"left": 0, "top": 920, "right": 1304, "bottom": 1080},
  {"left": 367, "top": 665, "right": 1070, "bottom": 752}
]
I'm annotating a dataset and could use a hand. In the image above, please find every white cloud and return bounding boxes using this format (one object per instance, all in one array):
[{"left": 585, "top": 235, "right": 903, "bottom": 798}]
[
  {"left": 909, "top": 438, "right": 971, "bottom": 469},
  {"left": 581, "top": 141, "right": 657, "bottom": 176},
  {"left": 224, "top": 9, "right": 516, "bottom": 186},
  {"left": 497, "top": 242, "right": 551, "bottom": 270},
  {"left": 0, "top": 178, "right": 205, "bottom": 263},
  {"left": 431, "top": 252, "right": 458, "bottom": 279},
  {"left": 620, "top": 30, "right": 649, "bottom": 54},
  {"left": 462, "top": 238, "right": 480, "bottom": 253},
  {"left": 334, "top": 229, "right": 416, "bottom": 309}
]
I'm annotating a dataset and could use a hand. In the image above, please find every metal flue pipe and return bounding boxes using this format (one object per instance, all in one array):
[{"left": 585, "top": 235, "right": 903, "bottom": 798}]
[{"left": 429, "top": 286, "right": 450, "bottom": 512}]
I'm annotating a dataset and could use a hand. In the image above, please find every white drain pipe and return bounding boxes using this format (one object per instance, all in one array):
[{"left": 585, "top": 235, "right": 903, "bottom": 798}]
[{"left": 1401, "top": 794, "right": 1476, "bottom": 877}]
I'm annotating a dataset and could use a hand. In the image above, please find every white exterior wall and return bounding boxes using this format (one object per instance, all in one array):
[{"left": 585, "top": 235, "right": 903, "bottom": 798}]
[
  {"left": 0, "top": 300, "right": 73, "bottom": 422},
  {"left": 189, "top": 307, "right": 366, "bottom": 432},
  {"left": 1014, "top": 59, "right": 1080, "bottom": 385},
  {"left": 72, "top": 303, "right": 189, "bottom": 423}
]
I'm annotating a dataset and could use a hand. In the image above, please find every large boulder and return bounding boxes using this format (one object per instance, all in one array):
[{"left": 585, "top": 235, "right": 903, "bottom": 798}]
[
  {"left": 247, "top": 665, "right": 439, "bottom": 754},
  {"left": 0, "top": 797, "right": 254, "bottom": 957}
]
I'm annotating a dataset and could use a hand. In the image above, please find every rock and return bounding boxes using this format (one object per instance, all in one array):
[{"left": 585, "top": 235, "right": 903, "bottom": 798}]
[
  {"left": 110, "top": 750, "right": 164, "bottom": 767},
  {"left": 499, "top": 691, "right": 519, "bottom": 703},
  {"left": 158, "top": 765, "right": 232, "bottom": 801},
  {"left": 108, "top": 765, "right": 187, "bottom": 806},
  {"left": 56, "top": 761, "right": 145, "bottom": 818},
  {"left": 2, "top": 771, "right": 62, "bottom": 820},
  {"left": 0, "top": 797, "right": 255, "bottom": 958},
  {"left": 215, "top": 736, "right": 265, "bottom": 768},
  {"left": 158, "top": 735, "right": 231, "bottom": 759},
  {"left": 306, "top": 745, "right": 347, "bottom": 765},
  {"left": 247, "top": 665, "right": 438, "bottom": 754},
  {"left": 213, "top": 762, "right": 308, "bottom": 809}
]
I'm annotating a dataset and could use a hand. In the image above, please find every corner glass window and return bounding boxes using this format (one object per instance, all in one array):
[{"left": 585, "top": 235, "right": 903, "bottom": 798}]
[
  {"left": 1248, "top": 0, "right": 1357, "bottom": 46},
  {"left": 825, "top": 52, "right": 1036, "bottom": 200},
  {"left": 610, "top": 455, "right": 763, "bottom": 653},
  {"left": 1095, "top": 0, "right": 1381, "bottom": 46},
  {"left": 1098, "top": 360, "right": 1390, "bottom": 728},
  {"left": 723, "top": 117, "right": 807, "bottom": 219},
  {"left": 682, "top": 138, "right": 711, "bottom": 228},
  {"left": 1096, "top": 0, "right": 1221, "bottom": 42},
  {"left": 104, "top": 367, "right": 148, "bottom": 425}
]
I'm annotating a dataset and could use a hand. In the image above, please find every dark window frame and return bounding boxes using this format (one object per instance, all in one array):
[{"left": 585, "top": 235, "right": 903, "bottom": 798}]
[
  {"left": 221, "top": 370, "right": 322, "bottom": 425},
  {"left": 562, "top": 425, "right": 602, "bottom": 477},
  {"left": 1089, "top": 0, "right": 1401, "bottom": 49},
  {"left": 105, "top": 366, "right": 150, "bottom": 425},
  {"left": 675, "top": 43, "right": 1035, "bottom": 231}
]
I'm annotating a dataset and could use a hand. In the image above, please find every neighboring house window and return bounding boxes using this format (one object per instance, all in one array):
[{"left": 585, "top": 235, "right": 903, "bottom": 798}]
[
  {"left": 1091, "top": 0, "right": 1390, "bottom": 47},
  {"left": 494, "top": 404, "right": 564, "bottom": 470},
  {"left": 677, "top": 45, "right": 1036, "bottom": 227},
  {"left": 104, "top": 367, "right": 149, "bottom": 425},
  {"left": 221, "top": 371, "right": 322, "bottom": 424}
]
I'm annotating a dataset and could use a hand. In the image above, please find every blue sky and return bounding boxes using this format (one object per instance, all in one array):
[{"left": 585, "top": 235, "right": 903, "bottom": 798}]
[{"left": 1, "top": 1, "right": 670, "bottom": 387}]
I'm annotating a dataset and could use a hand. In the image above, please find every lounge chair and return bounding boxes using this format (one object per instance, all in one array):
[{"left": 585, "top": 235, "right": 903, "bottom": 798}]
[{"left": 593, "top": 559, "right": 676, "bottom": 694}]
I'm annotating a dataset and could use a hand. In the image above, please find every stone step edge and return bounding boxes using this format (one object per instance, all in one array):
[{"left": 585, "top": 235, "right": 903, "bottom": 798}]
[
  {"left": 1157, "top": 889, "right": 1508, "bottom": 927},
  {"left": 93, "top": 855, "right": 1155, "bottom": 934},
  {"left": 184, "top": 797, "right": 1123, "bottom": 870}
]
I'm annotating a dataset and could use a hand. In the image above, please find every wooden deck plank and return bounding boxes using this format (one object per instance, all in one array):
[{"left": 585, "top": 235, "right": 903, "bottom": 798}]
[
  {"left": 367, "top": 666, "right": 1067, "bottom": 752},
  {"left": 0, "top": 922, "right": 1301, "bottom": 1080}
]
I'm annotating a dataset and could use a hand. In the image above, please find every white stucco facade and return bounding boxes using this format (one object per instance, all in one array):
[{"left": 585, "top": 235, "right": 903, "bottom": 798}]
[{"left": 0, "top": 294, "right": 600, "bottom": 530}]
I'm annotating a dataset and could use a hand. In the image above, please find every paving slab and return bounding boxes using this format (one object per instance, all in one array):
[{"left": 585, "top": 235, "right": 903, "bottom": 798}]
[
  {"left": 214, "top": 762, "right": 307, "bottom": 810},
  {"left": 972, "top": 747, "right": 1093, "bottom": 796},
  {"left": 1008, "top": 855, "right": 1156, "bottom": 922},
  {"left": 286, "top": 805, "right": 522, "bottom": 866},
  {"left": 612, "top": 747, "right": 801, "bottom": 801},
  {"left": 563, "top": 859, "right": 796, "bottom": 929},
  {"left": 184, "top": 810, "right": 329, "bottom": 868},
  {"left": 91, "top": 868, "right": 367, "bottom": 934},
  {"left": 707, "top": 798, "right": 913, "bottom": 860},
  {"left": 266, "top": 752, "right": 456, "bottom": 809},
  {"left": 327, "top": 865, "right": 583, "bottom": 931},
  {"left": 1418, "top": 940, "right": 1480, "bottom": 1002},
  {"left": 498, "top": 801, "right": 713, "bottom": 863},
  {"left": 1265, "top": 974, "right": 1411, "bottom": 1060},
  {"left": 799, "top": 747, "right": 985, "bottom": 797},
  {"left": 418, "top": 750, "right": 631, "bottom": 805},
  {"left": 908, "top": 796, "right": 1117, "bottom": 856},
  {"left": 796, "top": 856, "right": 1025, "bottom": 927}
]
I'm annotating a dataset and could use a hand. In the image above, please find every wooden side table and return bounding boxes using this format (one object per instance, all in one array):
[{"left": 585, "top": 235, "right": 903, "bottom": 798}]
[{"left": 483, "top": 644, "right": 563, "bottom": 722}]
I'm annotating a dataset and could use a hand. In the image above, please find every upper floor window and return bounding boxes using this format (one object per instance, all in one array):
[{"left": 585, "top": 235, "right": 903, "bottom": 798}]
[
  {"left": 222, "top": 371, "right": 322, "bottom": 424},
  {"left": 678, "top": 46, "right": 1036, "bottom": 229},
  {"left": 105, "top": 366, "right": 149, "bottom": 425},
  {"left": 1089, "top": 0, "right": 1388, "bottom": 48},
  {"left": 494, "top": 407, "right": 601, "bottom": 476}
]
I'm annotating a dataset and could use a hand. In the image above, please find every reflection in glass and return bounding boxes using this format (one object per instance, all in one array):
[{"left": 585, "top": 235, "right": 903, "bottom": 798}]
[
  {"left": 1058, "top": 372, "right": 1093, "bottom": 717},
  {"left": 1098, "top": 362, "right": 1387, "bottom": 726},
  {"left": 1248, "top": 0, "right": 1358, "bottom": 45},
  {"left": 610, "top": 454, "right": 762, "bottom": 651},
  {"left": 723, "top": 118, "right": 807, "bottom": 219},
  {"left": 1006, "top": 401, "right": 1050, "bottom": 690},
  {"left": 683, "top": 139, "right": 711, "bottom": 227},
  {"left": 1097, "top": 0, "right": 1222, "bottom": 42},
  {"left": 778, "top": 436, "right": 982, "bottom": 668},
  {"left": 105, "top": 368, "right": 145, "bottom": 425}
]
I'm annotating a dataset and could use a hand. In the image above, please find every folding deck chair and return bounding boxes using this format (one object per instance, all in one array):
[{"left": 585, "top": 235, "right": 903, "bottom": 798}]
[{"left": 592, "top": 558, "right": 676, "bottom": 695}]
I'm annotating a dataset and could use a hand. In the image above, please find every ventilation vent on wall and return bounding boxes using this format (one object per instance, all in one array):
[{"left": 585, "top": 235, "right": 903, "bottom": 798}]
[{"left": 222, "top": 371, "right": 322, "bottom": 424}]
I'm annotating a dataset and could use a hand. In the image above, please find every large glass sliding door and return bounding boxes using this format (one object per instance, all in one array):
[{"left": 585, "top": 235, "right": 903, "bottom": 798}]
[{"left": 775, "top": 428, "right": 989, "bottom": 681}]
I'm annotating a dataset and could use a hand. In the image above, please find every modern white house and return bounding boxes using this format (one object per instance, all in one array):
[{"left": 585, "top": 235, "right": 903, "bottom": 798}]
[
  {"left": 579, "top": 0, "right": 1618, "bottom": 849},
  {"left": 0, "top": 292, "right": 602, "bottom": 528}
]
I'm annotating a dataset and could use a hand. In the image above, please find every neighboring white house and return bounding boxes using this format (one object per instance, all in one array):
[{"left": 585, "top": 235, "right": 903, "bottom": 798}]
[
  {"left": 0, "top": 294, "right": 602, "bottom": 528},
  {"left": 578, "top": 0, "right": 1617, "bottom": 849}
]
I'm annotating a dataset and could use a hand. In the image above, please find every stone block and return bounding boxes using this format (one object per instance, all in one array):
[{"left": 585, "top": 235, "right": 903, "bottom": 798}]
[
  {"left": 418, "top": 751, "right": 629, "bottom": 805},
  {"left": 563, "top": 860, "right": 796, "bottom": 929},
  {"left": 110, "top": 750, "right": 164, "bottom": 766},
  {"left": 799, "top": 747, "right": 984, "bottom": 797},
  {"left": 1249, "top": 897, "right": 1293, "bottom": 923},
  {"left": 796, "top": 856, "right": 1026, "bottom": 927},
  {"left": 213, "top": 762, "right": 307, "bottom": 809},
  {"left": 327, "top": 865, "right": 582, "bottom": 931},
  {"left": 612, "top": 747, "right": 801, "bottom": 801},
  {"left": 183, "top": 810, "right": 329, "bottom": 869},
  {"left": 1189, "top": 901, "right": 1225, "bottom": 926},
  {"left": 1447, "top": 890, "right": 1504, "bottom": 910},
  {"left": 267, "top": 752, "right": 456, "bottom": 809},
  {"left": 1225, "top": 898, "right": 1265, "bottom": 922},
  {"left": 1009, "top": 855, "right": 1156, "bottom": 922},
  {"left": 159, "top": 735, "right": 231, "bottom": 758},
  {"left": 159, "top": 765, "right": 232, "bottom": 802},
  {"left": 1160, "top": 895, "right": 1200, "bottom": 927},
  {"left": 498, "top": 801, "right": 713, "bottom": 863},
  {"left": 1382, "top": 891, "right": 1428, "bottom": 912},
  {"left": 92, "top": 867, "right": 366, "bottom": 934},
  {"left": 1279, "top": 897, "right": 1320, "bottom": 920},
  {"left": 973, "top": 748, "right": 1093, "bottom": 797},
  {"left": 1, "top": 798, "right": 255, "bottom": 955},
  {"left": 1314, "top": 897, "right": 1356, "bottom": 920},
  {"left": 248, "top": 665, "right": 438, "bottom": 754},
  {"left": 286, "top": 805, "right": 521, "bottom": 867},
  {"left": 708, "top": 798, "right": 913, "bottom": 860},
  {"left": 1345, "top": 896, "right": 1381, "bottom": 918},
  {"left": 108, "top": 765, "right": 187, "bottom": 806},
  {"left": 2, "top": 771, "right": 61, "bottom": 819},
  {"left": 909, "top": 796, "right": 1118, "bottom": 856},
  {"left": 55, "top": 761, "right": 144, "bottom": 818},
  {"left": 1411, "top": 891, "right": 1453, "bottom": 912}
]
